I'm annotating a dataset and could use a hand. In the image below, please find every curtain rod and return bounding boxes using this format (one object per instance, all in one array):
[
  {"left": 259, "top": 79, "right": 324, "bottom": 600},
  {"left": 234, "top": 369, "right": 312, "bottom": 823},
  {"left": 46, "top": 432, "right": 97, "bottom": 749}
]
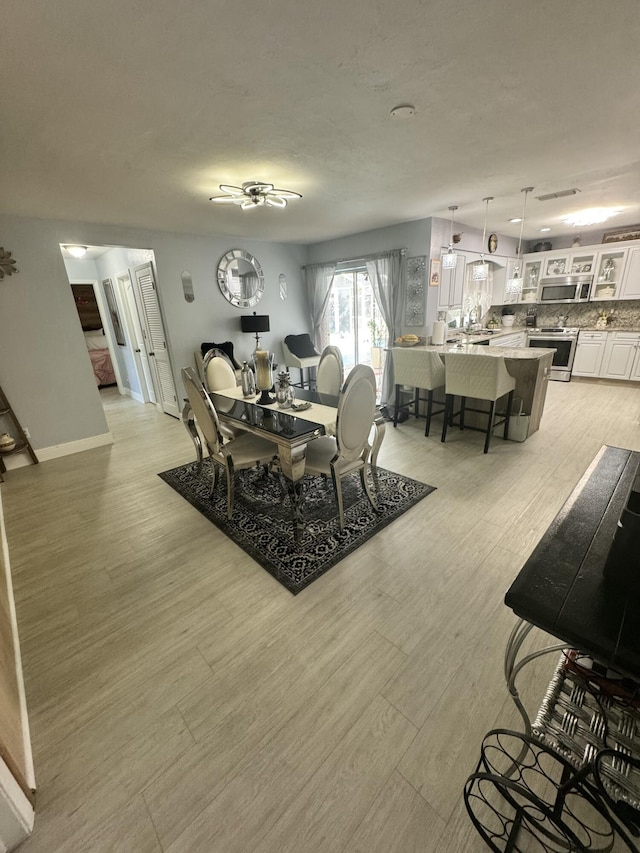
[{"left": 302, "top": 247, "right": 407, "bottom": 269}]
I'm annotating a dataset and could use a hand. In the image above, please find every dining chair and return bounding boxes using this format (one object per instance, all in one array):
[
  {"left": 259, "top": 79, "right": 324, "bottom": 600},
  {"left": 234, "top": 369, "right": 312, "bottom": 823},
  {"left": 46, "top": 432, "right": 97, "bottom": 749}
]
[
  {"left": 181, "top": 367, "right": 276, "bottom": 518},
  {"left": 316, "top": 345, "right": 344, "bottom": 396},
  {"left": 440, "top": 353, "right": 516, "bottom": 453},
  {"left": 391, "top": 347, "right": 446, "bottom": 436},
  {"left": 303, "top": 363, "right": 377, "bottom": 532},
  {"left": 202, "top": 349, "right": 244, "bottom": 440}
]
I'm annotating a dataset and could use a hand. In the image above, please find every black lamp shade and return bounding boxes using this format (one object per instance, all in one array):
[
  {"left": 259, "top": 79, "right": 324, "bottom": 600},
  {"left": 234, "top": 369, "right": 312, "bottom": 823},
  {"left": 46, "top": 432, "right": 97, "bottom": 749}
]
[{"left": 241, "top": 314, "right": 270, "bottom": 333}]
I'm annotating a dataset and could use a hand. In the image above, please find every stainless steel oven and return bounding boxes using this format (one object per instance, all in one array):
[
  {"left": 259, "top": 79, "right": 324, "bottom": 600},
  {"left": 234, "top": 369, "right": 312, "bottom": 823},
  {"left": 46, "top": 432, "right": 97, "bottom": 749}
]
[{"left": 527, "top": 327, "right": 579, "bottom": 382}]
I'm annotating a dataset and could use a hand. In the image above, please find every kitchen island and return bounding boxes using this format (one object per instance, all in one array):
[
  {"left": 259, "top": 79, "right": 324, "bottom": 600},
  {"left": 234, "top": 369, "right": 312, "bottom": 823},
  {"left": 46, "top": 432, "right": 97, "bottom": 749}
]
[{"left": 395, "top": 343, "right": 556, "bottom": 437}]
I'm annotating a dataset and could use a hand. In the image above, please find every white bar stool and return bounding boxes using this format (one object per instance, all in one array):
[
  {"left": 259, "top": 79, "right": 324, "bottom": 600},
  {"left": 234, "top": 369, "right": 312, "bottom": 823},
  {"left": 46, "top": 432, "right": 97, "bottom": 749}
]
[
  {"left": 391, "top": 348, "right": 446, "bottom": 436},
  {"left": 441, "top": 353, "right": 516, "bottom": 453}
]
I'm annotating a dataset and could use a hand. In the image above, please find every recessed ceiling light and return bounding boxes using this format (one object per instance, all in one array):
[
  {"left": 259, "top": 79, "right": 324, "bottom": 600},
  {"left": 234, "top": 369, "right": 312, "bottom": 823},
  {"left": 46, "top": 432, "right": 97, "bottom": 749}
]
[
  {"left": 508, "top": 218, "right": 522, "bottom": 223},
  {"left": 540, "top": 227, "right": 551, "bottom": 233},
  {"left": 563, "top": 207, "right": 622, "bottom": 227},
  {"left": 390, "top": 104, "right": 416, "bottom": 118}
]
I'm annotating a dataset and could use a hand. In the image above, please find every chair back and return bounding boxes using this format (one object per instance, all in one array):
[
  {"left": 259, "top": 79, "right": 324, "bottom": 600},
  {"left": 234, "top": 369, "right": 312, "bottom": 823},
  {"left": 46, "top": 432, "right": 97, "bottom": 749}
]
[
  {"left": 444, "top": 353, "right": 515, "bottom": 401},
  {"left": 316, "top": 345, "right": 344, "bottom": 396},
  {"left": 392, "top": 347, "right": 445, "bottom": 390},
  {"left": 204, "top": 349, "right": 237, "bottom": 391},
  {"left": 335, "top": 364, "right": 377, "bottom": 463},
  {"left": 182, "top": 367, "right": 223, "bottom": 454}
]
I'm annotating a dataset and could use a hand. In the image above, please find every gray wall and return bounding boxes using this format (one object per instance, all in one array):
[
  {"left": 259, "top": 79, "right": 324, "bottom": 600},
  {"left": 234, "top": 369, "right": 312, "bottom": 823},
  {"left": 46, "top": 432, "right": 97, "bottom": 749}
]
[{"left": 0, "top": 214, "right": 308, "bottom": 457}]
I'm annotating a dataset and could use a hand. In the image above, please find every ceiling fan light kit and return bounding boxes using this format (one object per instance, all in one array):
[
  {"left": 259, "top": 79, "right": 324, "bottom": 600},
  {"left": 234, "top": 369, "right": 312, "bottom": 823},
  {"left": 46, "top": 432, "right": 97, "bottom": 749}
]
[{"left": 210, "top": 181, "right": 302, "bottom": 210}]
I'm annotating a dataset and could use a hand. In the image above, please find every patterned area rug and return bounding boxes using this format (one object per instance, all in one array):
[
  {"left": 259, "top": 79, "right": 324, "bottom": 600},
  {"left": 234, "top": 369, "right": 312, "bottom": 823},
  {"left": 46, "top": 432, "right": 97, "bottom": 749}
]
[{"left": 158, "top": 461, "right": 436, "bottom": 594}]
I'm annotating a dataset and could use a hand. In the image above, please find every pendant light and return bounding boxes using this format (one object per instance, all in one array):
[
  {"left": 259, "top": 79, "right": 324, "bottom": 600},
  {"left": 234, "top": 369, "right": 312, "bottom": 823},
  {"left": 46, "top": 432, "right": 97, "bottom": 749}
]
[
  {"left": 506, "top": 187, "right": 534, "bottom": 297},
  {"left": 471, "top": 197, "right": 493, "bottom": 281},
  {"left": 442, "top": 205, "right": 459, "bottom": 269}
]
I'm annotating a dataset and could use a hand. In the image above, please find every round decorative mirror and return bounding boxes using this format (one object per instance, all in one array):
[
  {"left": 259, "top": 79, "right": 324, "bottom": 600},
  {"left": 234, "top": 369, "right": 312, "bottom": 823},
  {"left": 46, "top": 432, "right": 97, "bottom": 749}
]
[{"left": 217, "top": 249, "right": 264, "bottom": 308}]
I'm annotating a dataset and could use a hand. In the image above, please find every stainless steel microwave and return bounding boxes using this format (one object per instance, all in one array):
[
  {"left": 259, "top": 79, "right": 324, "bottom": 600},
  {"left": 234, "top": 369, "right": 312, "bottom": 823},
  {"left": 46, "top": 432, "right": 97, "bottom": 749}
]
[{"left": 538, "top": 274, "right": 593, "bottom": 304}]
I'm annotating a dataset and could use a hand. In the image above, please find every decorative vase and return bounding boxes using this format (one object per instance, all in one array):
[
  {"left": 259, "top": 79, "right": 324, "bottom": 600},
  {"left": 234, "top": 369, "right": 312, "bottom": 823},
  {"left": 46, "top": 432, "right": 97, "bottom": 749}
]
[
  {"left": 0, "top": 432, "right": 16, "bottom": 452},
  {"left": 254, "top": 349, "right": 274, "bottom": 405},
  {"left": 275, "top": 371, "right": 296, "bottom": 409},
  {"left": 241, "top": 361, "right": 256, "bottom": 397}
]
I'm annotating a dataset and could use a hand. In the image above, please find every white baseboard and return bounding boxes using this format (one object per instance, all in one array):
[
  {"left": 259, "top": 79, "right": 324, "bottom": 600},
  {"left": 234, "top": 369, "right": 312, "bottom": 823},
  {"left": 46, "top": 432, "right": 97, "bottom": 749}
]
[{"left": 2, "top": 432, "right": 114, "bottom": 469}]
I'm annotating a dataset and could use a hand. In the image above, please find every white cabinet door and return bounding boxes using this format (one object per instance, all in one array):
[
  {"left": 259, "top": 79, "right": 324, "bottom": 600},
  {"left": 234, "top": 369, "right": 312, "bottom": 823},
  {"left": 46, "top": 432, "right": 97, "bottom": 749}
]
[
  {"left": 489, "top": 331, "right": 526, "bottom": 347},
  {"left": 591, "top": 248, "right": 628, "bottom": 301},
  {"left": 438, "top": 256, "right": 466, "bottom": 309},
  {"left": 600, "top": 332, "right": 640, "bottom": 380},
  {"left": 572, "top": 331, "right": 607, "bottom": 377},
  {"left": 619, "top": 247, "right": 640, "bottom": 300},
  {"left": 492, "top": 257, "right": 520, "bottom": 305},
  {"left": 631, "top": 347, "right": 640, "bottom": 382}
]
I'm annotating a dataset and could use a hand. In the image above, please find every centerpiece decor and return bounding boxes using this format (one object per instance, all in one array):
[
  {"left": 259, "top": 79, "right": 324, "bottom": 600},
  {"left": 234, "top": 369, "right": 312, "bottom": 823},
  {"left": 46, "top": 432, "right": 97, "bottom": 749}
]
[
  {"left": 254, "top": 349, "right": 274, "bottom": 404},
  {"left": 275, "top": 370, "right": 295, "bottom": 408}
]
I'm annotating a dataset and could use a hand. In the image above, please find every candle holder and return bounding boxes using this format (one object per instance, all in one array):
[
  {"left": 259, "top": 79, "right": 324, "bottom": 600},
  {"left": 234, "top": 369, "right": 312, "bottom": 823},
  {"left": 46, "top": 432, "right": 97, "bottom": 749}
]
[{"left": 254, "top": 349, "right": 274, "bottom": 405}]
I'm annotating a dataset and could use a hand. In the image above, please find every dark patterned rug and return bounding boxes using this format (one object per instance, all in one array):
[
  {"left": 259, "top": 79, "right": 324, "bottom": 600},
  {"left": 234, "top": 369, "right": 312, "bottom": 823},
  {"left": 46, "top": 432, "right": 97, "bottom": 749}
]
[{"left": 158, "top": 461, "right": 436, "bottom": 594}]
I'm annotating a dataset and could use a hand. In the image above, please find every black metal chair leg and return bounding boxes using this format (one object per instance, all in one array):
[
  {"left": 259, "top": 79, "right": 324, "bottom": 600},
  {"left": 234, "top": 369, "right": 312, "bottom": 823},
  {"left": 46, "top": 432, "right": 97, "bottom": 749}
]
[
  {"left": 441, "top": 395, "right": 452, "bottom": 443},
  {"left": 504, "top": 390, "right": 514, "bottom": 441},
  {"left": 484, "top": 400, "right": 496, "bottom": 453},
  {"left": 460, "top": 396, "right": 466, "bottom": 431},
  {"left": 413, "top": 387, "right": 419, "bottom": 419},
  {"left": 393, "top": 385, "right": 401, "bottom": 427},
  {"left": 425, "top": 390, "right": 433, "bottom": 436}
]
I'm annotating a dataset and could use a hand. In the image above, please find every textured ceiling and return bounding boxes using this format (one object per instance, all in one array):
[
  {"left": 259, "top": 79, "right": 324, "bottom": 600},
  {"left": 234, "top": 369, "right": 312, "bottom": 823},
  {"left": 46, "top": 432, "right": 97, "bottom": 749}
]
[{"left": 2, "top": 0, "right": 640, "bottom": 244}]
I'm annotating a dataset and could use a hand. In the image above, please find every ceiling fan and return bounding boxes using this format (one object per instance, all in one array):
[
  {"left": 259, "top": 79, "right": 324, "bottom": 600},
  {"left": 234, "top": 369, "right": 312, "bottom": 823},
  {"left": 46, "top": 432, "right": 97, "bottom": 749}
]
[{"left": 209, "top": 181, "right": 302, "bottom": 210}]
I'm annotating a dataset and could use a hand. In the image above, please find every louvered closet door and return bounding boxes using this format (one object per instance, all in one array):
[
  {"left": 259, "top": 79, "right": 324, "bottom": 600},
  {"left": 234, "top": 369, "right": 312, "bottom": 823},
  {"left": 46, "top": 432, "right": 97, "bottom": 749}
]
[{"left": 132, "top": 262, "right": 179, "bottom": 417}]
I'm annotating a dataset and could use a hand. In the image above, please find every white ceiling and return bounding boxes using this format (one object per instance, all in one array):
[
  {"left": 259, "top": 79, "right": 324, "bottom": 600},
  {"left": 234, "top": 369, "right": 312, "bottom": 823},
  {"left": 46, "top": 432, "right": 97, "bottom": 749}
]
[{"left": 3, "top": 0, "right": 640, "bottom": 245}]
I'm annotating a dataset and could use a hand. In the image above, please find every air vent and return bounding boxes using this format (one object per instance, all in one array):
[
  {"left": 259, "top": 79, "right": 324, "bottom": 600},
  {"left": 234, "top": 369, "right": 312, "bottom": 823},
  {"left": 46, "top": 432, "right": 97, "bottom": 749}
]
[{"left": 536, "top": 188, "right": 581, "bottom": 201}]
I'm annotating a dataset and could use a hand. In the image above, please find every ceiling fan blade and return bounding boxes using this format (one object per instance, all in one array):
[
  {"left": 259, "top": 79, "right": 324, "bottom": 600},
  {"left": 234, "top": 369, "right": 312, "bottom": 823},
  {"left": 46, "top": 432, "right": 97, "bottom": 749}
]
[
  {"left": 265, "top": 196, "right": 287, "bottom": 208},
  {"left": 218, "top": 184, "right": 245, "bottom": 196},
  {"left": 210, "top": 195, "right": 240, "bottom": 204},
  {"left": 272, "top": 189, "right": 302, "bottom": 199},
  {"left": 240, "top": 199, "right": 261, "bottom": 210}
]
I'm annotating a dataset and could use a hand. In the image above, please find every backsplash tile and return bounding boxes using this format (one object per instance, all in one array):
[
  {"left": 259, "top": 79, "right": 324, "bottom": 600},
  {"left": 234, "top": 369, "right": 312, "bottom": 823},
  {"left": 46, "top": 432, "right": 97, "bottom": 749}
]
[{"left": 487, "top": 300, "right": 640, "bottom": 330}]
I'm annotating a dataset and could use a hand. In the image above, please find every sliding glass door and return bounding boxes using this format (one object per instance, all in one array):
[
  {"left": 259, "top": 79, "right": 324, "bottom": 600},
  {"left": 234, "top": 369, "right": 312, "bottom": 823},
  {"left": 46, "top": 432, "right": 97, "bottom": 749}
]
[{"left": 325, "top": 268, "right": 388, "bottom": 396}]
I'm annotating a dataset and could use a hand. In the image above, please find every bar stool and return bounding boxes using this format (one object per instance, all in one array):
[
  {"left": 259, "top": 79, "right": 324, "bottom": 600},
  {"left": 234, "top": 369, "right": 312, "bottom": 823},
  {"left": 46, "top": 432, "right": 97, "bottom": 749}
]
[
  {"left": 391, "top": 348, "right": 446, "bottom": 436},
  {"left": 441, "top": 353, "right": 516, "bottom": 453}
]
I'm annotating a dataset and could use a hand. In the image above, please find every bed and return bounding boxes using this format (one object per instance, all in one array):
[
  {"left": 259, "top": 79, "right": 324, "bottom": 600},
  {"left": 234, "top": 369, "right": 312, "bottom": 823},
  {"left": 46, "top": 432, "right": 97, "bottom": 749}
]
[{"left": 84, "top": 330, "right": 117, "bottom": 387}]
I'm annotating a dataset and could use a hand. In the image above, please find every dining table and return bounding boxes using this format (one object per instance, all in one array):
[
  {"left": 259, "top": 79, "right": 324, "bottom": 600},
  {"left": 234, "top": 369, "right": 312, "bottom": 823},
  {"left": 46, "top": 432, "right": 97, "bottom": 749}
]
[{"left": 181, "top": 382, "right": 385, "bottom": 528}]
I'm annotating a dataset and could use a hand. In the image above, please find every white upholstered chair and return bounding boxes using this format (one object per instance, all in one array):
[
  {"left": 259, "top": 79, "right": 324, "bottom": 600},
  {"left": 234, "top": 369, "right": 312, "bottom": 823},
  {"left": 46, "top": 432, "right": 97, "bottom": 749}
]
[
  {"left": 303, "top": 363, "right": 378, "bottom": 532},
  {"left": 316, "top": 345, "right": 344, "bottom": 397},
  {"left": 391, "top": 348, "right": 446, "bottom": 436},
  {"left": 181, "top": 367, "right": 276, "bottom": 518},
  {"left": 281, "top": 334, "right": 321, "bottom": 388},
  {"left": 440, "top": 353, "right": 516, "bottom": 453},
  {"left": 202, "top": 349, "right": 243, "bottom": 440}
]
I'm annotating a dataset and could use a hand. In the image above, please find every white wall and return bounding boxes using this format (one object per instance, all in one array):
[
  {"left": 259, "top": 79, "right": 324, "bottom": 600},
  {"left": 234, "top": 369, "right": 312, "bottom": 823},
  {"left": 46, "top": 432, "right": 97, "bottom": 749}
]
[{"left": 0, "top": 214, "right": 309, "bottom": 458}]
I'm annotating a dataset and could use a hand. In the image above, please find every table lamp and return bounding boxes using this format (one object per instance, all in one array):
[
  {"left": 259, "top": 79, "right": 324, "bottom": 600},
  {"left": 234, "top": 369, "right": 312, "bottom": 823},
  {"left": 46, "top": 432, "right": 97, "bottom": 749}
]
[{"left": 240, "top": 312, "right": 270, "bottom": 352}]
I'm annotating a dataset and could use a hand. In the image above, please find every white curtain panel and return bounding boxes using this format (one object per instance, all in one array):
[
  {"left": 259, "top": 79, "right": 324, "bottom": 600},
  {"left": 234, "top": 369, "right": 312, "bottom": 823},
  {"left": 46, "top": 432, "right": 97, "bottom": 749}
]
[
  {"left": 366, "top": 249, "right": 406, "bottom": 407},
  {"left": 305, "top": 262, "right": 337, "bottom": 351}
]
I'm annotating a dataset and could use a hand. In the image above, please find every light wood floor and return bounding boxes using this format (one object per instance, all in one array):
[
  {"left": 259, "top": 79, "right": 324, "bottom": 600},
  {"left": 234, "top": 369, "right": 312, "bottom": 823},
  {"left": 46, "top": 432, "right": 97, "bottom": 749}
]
[{"left": 3, "top": 378, "right": 640, "bottom": 852}]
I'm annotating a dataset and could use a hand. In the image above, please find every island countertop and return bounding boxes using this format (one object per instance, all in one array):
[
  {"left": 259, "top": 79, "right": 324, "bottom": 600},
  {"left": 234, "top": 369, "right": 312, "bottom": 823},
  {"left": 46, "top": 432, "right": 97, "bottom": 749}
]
[
  {"left": 409, "top": 343, "right": 557, "bottom": 359},
  {"left": 391, "top": 343, "right": 556, "bottom": 437}
]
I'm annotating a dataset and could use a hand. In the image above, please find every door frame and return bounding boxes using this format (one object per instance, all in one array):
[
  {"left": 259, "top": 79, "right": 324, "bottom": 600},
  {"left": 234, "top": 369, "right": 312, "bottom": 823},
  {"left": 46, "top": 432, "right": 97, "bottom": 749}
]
[
  {"left": 115, "top": 270, "right": 156, "bottom": 405},
  {"left": 69, "top": 278, "right": 125, "bottom": 393}
]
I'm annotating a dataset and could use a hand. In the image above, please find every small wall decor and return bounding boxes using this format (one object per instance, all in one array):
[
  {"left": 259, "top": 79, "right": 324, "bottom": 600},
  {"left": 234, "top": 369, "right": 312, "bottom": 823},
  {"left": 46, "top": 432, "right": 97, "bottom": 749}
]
[
  {"left": 102, "top": 277, "right": 126, "bottom": 346},
  {"left": 181, "top": 270, "right": 195, "bottom": 302},
  {"left": 0, "top": 247, "right": 18, "bottom": 279},
  {"left": 405, "top": 255, "right": 427, "bottom": 327},
  {"left": 602, "top": 225, "right": 640, "bottom": 244}
]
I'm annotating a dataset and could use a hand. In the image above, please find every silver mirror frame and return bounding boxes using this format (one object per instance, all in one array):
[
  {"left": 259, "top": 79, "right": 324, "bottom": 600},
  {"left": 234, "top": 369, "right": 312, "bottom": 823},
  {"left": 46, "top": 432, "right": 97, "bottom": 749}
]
[{"left": 217, "top": 249, "right": 264, "bottom": 308}]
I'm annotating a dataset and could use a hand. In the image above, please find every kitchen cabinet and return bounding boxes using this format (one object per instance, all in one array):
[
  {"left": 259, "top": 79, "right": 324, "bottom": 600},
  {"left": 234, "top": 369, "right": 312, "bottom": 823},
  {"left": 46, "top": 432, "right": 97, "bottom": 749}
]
[
  {"left": 600, "top": 331, "right": 640, "bottom": 380},
  {"left": 619, "top": 247, "right": 640, "bottom": 300},
  {"left": 591, "top": 249, "right": 628, "bottom": 301},
  {"left": 438, "top": 254, "right": 466, "bottom": 309},
  {"left": 492, "top": 257, "right": 521, "bottom": 305},
  {"left": 520, "top": 257, "right": 542, "bottom": 304},
  {"left": 572, "top": 330, "right": 607, "bottom": 377},
  {"left": 542, "top": 253, "right": 571, "bottom": 277}
]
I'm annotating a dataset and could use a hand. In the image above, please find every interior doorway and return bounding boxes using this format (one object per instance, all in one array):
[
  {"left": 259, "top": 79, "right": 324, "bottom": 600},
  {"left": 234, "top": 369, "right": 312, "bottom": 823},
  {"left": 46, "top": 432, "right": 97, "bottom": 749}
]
[{"left": 60, "top": 245, "right": 179, "bottom": 417}]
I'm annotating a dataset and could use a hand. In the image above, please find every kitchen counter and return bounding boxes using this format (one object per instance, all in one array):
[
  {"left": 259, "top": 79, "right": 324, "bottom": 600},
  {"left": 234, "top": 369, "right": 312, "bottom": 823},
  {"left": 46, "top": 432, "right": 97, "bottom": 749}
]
[
  {"left": 445, "top": 326, "right": 528, "bottom": 345},
  {"left": 399, "top": 343, "right": 555, "bottom": 436}
]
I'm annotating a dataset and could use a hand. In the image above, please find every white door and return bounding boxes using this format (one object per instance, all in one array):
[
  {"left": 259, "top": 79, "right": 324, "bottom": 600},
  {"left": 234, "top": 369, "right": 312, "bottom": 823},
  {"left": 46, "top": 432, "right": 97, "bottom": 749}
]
[
  {"left": 116, "top": 271, "right": 156, "bottom": 404},
  {"left": 132, "top": 262, "right": 179, "bottom": 417}
]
